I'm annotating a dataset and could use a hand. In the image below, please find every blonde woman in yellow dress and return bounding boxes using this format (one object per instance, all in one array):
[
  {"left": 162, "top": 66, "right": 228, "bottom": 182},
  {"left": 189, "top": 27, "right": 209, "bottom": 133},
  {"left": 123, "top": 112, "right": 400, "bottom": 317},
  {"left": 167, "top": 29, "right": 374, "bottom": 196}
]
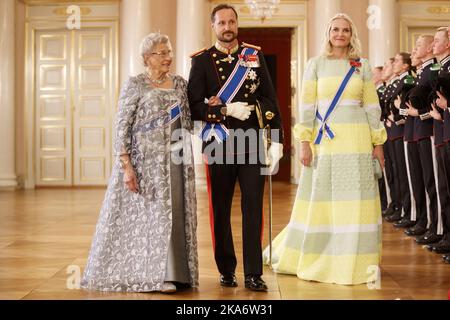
[{"left": 263, "top": 13, "right": 386, "bottom": 285}]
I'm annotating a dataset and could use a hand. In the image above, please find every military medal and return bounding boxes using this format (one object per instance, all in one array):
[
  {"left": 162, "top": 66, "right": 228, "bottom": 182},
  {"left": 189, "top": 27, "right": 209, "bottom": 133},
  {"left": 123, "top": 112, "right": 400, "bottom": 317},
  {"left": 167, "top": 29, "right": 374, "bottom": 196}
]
[
  {"left": 239, "top": 54, "right": 260, "bottom": 68},
  {"left": 215, "top": 41, "right": 239, "bottom": 64},
  {"left": 221, "top": 55, "right": 235, "bottom": 64}
]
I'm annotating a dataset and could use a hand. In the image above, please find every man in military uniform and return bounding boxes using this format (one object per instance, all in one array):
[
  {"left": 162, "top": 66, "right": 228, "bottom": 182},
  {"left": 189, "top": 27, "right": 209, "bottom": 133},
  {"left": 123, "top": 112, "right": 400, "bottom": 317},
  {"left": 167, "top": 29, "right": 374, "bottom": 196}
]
[
  {"left": 188, "top": 4, "right": 284, "bottom": 290},
  {"left": 389, "top": 51, "right": 420, "bottom": 229},
  {"left": 401, "top": 37, "right": 439, "bottom": 242},
  {"left": 384, "top": 53, "right": 413, "bottom": 226},
  {"left": 380, "top": 58, "right": 401, "bottom": 219},
  {"left": 428, "top": 27, "right": 450, "bottom": 262}
]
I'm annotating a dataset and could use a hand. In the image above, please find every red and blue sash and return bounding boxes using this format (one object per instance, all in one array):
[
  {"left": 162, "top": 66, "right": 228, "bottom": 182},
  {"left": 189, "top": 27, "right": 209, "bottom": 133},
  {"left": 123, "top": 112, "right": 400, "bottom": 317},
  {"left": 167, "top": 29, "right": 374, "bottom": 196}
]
[{"left": 200, "top": 47, "right": 259, "bottom": 143}]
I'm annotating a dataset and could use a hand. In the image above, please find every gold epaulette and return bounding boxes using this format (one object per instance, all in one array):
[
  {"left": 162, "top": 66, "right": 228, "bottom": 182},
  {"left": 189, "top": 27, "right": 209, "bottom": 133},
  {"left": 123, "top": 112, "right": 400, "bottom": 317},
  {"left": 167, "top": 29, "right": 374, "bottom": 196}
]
[
  {"left": 242, "top": 42, "right": 261, "bottom": 51},
  {"left": 189, "top": 47, "right": 207, "bottom": 58}
]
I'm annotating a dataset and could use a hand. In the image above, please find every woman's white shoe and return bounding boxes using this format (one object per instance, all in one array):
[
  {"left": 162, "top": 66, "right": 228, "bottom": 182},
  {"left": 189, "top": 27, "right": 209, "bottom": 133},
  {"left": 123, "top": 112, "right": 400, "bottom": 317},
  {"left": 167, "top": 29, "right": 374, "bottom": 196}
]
[{"left": 161, "top": 282, "right": 177, "bottom": 293}]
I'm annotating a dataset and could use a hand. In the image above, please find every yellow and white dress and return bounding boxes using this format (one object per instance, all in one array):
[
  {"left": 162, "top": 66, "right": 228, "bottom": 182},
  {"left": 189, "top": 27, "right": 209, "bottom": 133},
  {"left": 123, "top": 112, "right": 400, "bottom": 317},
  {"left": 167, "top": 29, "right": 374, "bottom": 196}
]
[{"left": 263, "top": 56, "right": 387, "bottom": 285}]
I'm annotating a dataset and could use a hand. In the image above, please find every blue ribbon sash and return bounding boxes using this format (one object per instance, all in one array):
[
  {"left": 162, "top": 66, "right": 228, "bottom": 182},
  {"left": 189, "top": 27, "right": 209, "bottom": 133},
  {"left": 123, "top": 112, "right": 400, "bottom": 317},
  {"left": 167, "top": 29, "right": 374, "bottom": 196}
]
[
  {"left": 200, "top": 47, "right": 258, "bottom": 143},
  {"left": 314, "top": 60, "right": 358, "bottom": 145},
  {"left": 134, "top": 102, "right": 181, "bottom": 133}
]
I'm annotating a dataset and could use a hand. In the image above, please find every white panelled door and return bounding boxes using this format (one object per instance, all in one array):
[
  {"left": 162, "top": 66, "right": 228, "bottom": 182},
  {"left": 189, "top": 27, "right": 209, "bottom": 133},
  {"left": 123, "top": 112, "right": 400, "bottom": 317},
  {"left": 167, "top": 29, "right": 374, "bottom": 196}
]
[{"left": 35, "top": 27, "right": 114, "bottom": 186}]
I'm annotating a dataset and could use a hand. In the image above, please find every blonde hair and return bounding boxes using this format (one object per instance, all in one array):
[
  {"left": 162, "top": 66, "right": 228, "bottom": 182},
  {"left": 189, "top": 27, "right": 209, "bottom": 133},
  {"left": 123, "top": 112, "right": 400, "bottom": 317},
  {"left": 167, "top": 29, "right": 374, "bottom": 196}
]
[
  {"left": 419, "top": 34, "right": 434, "bottom": 45},
  {"left": 321, "top": 13, "right": 362, "bottom": 59},
  {"left": 437, "top": 26, "right": 449, "bottom": 38}
]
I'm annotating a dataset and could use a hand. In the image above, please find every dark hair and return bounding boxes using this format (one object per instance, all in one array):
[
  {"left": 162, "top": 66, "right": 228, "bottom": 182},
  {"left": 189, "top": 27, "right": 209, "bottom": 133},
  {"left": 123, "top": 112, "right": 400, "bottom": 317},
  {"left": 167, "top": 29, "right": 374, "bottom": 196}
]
[
  {"left": 374, "top": 66, "right": 383, "bottom": 71},
  {"left": 398, "top": 52, "right": 412, "bottom": 71},
  {"left": 389, "top": 57, "right": 395, "bottom": 63},
  {"left": 211, "top": 4, "right": 238, "bottom": 22}
]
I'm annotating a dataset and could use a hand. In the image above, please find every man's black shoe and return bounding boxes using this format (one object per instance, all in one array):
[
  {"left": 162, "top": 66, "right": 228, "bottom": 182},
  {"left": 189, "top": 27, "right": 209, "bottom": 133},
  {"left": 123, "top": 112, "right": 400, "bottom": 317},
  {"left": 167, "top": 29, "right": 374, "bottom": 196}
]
[
  {"left": 404, "top": 225, "right": 427, "bottom": 236},
  {"left": 393, "top": 218, "right": 415, "bottom": 228},
  {"left": 429, "top": 239, "right": 450, "bottom": 254},
  {"left": 382, "top": 206, "right": 397, "bottom": 218},
  {"left": 385, "top": 211, "right": 402, "bottom": 222},
  {"left": 244, "top": 275, "right": 268, "bottom": 292},
  {"left": 442, "top": 254, "right": 450, "bottom": 264},
  {"left": 415, "top": 231, "right": 442, "bottom": 245},
  {"left": 220, "top": 273, "right": 238, "bottom": 287}
]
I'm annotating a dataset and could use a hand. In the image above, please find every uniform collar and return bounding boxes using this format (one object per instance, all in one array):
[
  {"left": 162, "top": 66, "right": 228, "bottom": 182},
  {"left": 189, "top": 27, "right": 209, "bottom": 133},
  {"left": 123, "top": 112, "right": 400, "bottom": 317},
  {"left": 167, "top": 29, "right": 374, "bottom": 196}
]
[
  {"left": 416, "top": 66, "right": 423, "bottom": 75},
  {"left": 398, "top": 71, "right": 409, "bottom": 80},
  {"left": 422, "top": 58, "right": 435, "bottom": 69},
  {"left": 214, "top": 41, "right": 239, "bottom": 55},
  {"left": 440, "top": 55, "right": 450, "bottom": 66}
]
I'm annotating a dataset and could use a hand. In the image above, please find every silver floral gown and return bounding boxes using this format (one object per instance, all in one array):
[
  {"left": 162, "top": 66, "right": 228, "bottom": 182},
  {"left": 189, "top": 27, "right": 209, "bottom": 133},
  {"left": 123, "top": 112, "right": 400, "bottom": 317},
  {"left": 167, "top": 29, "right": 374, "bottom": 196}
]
[{"left": 81, "top": 74, "right": 198, "bottom": 292}]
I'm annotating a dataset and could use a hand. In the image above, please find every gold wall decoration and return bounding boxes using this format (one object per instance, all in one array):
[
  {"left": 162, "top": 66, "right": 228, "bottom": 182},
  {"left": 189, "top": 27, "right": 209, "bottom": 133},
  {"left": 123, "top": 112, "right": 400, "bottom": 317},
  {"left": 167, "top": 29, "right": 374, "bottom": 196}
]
[
  {"left": 240, "top": 6, "right": 251, "bottom": 14},
  {"left": 52, "top": 7, "right": 92, "bottom": 16},
  {"left": 427, "top": 6, "right": 450, "bottom": 14}
]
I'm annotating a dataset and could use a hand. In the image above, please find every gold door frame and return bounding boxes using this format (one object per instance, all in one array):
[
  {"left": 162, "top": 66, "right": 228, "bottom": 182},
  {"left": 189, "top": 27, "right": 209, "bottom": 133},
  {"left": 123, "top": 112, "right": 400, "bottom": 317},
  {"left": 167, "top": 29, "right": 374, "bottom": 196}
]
[{"left": 24, "top": 1, "right": 119, "bottom": 188}]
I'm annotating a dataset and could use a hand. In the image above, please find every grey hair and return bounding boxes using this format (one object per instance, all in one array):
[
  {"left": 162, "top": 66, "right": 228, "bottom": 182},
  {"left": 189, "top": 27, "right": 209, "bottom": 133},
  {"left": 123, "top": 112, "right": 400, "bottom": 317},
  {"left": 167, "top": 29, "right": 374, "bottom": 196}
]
[{"left": 139, "top": 32, "right": 172, "bottom": 66}]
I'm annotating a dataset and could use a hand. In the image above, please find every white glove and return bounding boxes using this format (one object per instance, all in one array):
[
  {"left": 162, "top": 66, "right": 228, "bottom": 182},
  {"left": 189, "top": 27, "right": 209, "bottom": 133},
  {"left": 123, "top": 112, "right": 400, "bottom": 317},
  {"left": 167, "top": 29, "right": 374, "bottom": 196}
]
[
  {"left": 268, "top": 142, "right": 283, "bottom": 175},
  {"left": 226, "top": 102, "right": 251, "bottom": 121}
]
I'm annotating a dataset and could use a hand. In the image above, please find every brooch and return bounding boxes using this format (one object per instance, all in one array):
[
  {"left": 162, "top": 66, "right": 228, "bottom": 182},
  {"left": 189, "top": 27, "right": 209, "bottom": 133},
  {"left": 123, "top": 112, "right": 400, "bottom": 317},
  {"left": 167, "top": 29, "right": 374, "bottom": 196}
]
[{"left": 350, "top": 59, "right": 362, "bottom": 73}]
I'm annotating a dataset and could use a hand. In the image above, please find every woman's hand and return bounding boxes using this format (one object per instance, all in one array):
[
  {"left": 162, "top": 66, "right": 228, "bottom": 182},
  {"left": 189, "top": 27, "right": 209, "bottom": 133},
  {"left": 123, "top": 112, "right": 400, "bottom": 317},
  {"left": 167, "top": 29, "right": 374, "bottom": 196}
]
[
  {"left": 372, "top": 145, "right": 385, "bottom": 170},
  {"left": 123, "top": 165, "right": 139, "bottom": 193},
  {"left": 300, "top": 141, "right": 313, "bottom": 167}
]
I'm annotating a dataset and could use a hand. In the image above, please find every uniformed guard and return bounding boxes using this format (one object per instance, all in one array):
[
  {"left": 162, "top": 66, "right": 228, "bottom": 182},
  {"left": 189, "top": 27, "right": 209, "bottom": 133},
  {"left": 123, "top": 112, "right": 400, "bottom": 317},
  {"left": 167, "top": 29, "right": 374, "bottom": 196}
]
[
  {"left": 427, "top": 27, "right": 450, "bottom": 262},
  {"left": 380, "top": 58, "right": 401, "bottom": 219},
  {"left": 399, "top": 36, "right": 439, "bottom": 242},
  {"left": 384, "top": 53, "right": 413, "bottom": 227},
  {"left": 188, "top": 4, "right": 284, "bottom": 290}
]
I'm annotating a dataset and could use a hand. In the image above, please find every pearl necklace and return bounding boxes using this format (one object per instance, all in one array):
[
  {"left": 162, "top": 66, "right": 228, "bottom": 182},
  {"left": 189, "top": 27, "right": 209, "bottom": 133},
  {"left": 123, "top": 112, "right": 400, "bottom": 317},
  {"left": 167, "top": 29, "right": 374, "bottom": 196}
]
[{"left": 146, "top": 73, "right": 169, "bottom": 86}]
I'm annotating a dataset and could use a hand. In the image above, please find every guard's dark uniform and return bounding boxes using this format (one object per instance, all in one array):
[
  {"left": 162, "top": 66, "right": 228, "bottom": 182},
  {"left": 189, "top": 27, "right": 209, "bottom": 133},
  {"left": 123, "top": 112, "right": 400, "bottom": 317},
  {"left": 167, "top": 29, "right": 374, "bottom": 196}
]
[
  {"left": 402, "top": 61, "right": 439, "bottom": 237},
  {"left": 409, "top": 60, "right": 442, "bottom": 240},
  {"left": 438, "top": 56, "right": 450, "bottom": 194},
  {"left": 188, "top": 42, "right": 283, "bottom": 277},
  {"left": 385, "top": 72, "right": 413, "bottom": 223},
  {"left": 430, "top": 56, "right": 450, "bottom": 255},
  {"left": 380, "top": 79, "right": 401, "bottom": 217}
]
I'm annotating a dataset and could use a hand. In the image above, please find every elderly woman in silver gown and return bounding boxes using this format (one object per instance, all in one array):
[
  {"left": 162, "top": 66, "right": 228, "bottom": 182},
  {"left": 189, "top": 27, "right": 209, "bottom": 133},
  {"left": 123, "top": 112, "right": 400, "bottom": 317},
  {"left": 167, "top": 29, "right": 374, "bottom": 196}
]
[{"left": 81, "top": 33, "right": 198, "bottom": 293}]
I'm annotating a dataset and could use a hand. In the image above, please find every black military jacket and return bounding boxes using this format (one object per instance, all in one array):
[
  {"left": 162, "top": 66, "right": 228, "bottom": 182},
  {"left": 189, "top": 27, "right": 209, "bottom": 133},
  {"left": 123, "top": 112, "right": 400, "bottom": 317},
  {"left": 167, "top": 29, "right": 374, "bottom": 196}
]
[
  {"left": 438, "top": 55, "right": 450, "bottom": 143},
  {"left": 188, "top": 42, "right": 283, "bottom": 155}
]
